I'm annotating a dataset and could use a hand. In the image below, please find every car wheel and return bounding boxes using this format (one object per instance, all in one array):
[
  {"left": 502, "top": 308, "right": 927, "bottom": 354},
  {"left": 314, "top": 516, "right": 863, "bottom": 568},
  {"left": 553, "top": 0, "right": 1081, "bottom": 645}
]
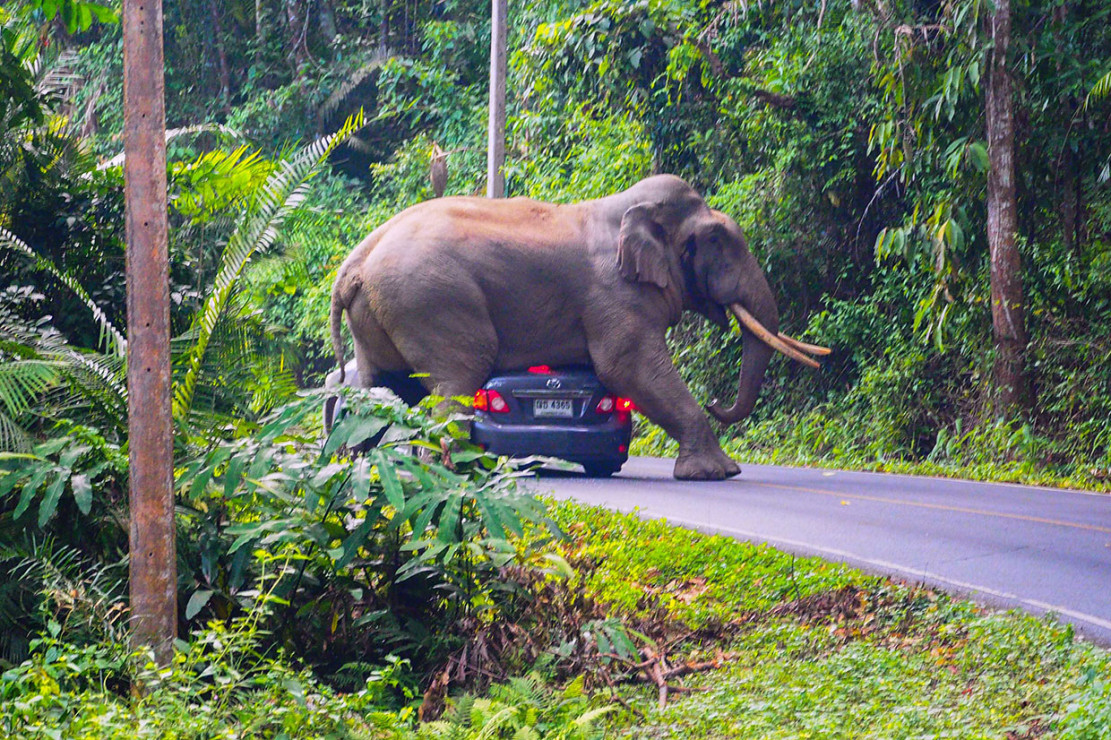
[{"left": 582, "top": 462, "right": 621, "bottom": 478}]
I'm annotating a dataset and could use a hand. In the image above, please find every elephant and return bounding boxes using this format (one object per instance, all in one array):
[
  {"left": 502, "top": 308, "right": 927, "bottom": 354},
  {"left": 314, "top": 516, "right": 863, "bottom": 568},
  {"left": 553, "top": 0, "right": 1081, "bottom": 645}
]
[{"left": 329, "top": 175, "right": 828, "bottom": 480}]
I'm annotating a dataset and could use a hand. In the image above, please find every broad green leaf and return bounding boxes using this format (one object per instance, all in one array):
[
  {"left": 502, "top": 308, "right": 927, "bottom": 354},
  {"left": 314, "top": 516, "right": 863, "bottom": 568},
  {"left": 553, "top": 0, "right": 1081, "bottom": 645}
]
[
  {"left": 335, "top": 512, "right": 379, "bottom": 570},
  {"left": 542, "top": 552, "right": 575, "bottom": 580},
  {"left": 0, "top": 469, "right": 28, "bottom": 498},
  {"left": 71, "top": 473, "right": 91, "bottom": 514},
  {"left": 34, "top": 437, "right": 70, "bottom": 457},
  {"left": 14, "top": 467, "right": 49, "bottom": 520},
  {"left": 411, "top": 498, "right": 445, "bottom": 537},
  {"left": 223, "top": 455, "right": 246, "bottom": 497},
  {"left": 323, "top": 413, "right": 387, "bottom": 458},
  {"left": 483, "top": 502, "right": 507, "bottom": 540},
  {"left": 185, "top": 589, "right": 215, "bottom": 620},
  {"left": 57, "top": 444, "right": 88, "bottom": 471},
  {"left": 967, "top": 142, "right": 989, "bottom": 172},
  {"left": 374, "top": 450, "right": 405, "bottom": 510},
  {"left": 38, "top": 471, "right": 68, "bottom": 527},
  {"left": 437, "top": 495, "right": 462, "bottom": 542}
]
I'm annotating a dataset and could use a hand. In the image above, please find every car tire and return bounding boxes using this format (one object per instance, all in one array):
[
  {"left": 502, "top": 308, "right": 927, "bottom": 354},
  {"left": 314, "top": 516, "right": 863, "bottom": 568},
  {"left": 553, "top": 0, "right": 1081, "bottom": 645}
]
[{"left": 582, "top": 462, "right": 621, "bottom": 478}]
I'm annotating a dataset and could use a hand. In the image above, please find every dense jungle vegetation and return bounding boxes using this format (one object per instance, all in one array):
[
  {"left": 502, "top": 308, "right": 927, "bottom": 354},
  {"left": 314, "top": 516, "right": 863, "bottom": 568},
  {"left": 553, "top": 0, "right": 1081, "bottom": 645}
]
[{"left": 2, "top": 0, "right": 1111, "bottom": 737}]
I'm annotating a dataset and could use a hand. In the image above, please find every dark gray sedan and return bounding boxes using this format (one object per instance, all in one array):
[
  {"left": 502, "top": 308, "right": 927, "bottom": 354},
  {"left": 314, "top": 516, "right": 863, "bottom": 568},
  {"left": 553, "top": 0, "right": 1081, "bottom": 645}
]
[{"left": 471, "top": 365, "right": 633, "bottom": 477}]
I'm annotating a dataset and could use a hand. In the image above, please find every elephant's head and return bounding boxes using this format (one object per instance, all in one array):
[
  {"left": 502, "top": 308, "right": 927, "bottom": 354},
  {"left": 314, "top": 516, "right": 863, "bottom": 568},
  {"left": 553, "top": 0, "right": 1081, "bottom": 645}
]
[{"left": 616, "top": 178, "right": 829, "bottom": 426}]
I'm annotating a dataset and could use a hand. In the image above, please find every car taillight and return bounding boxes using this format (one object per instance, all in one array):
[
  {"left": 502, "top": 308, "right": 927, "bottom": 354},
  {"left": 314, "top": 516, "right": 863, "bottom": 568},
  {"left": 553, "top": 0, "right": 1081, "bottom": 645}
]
[
  {"left": 528, "top": 365, "right": 552, "bottom": 374},
  {"left": 489, "top": 391, "right": 509, "bottom": 413},
  {"left": 474, "top": 389, "right": 509, "bottom": 413},
  {"left": 596, "top": 395, "right": 636, "bottom": 414}
]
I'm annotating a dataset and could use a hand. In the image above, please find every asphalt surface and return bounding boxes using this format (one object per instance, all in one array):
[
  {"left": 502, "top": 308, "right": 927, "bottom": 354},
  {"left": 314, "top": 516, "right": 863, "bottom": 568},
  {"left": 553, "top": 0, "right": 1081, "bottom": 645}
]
[{"left": 525, "top": 456, "right": 1111, "bottom": 646}]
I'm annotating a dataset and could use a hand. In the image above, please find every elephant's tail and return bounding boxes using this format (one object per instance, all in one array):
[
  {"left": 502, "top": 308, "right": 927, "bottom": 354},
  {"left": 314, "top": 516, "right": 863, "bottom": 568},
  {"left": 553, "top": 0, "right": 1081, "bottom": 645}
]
[{"left": 330, "top": 275, "right": 350, "bottom": 384}]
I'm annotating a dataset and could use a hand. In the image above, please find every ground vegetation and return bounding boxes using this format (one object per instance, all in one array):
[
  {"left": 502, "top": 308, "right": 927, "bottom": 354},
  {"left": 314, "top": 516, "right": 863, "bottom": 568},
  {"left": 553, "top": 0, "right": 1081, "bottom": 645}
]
[{"left": 2, "top": 0, "right": 1111, "bottom": 736}]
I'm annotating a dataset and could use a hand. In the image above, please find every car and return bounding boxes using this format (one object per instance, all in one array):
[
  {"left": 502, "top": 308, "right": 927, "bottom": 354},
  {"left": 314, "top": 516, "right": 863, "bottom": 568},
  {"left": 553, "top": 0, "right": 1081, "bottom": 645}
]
[
  {"left": 324, "top": 361, "right": 634, "bottom": 476},
  {"left": 471, "top": 365, "right": 633, "bottom": 477}
]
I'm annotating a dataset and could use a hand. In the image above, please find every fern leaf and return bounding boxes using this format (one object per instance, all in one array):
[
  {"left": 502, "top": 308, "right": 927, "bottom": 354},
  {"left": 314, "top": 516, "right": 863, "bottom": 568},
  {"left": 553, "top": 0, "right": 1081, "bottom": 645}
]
[
  {"left": 0, "top": 410, "right": 34, "bottom": 453},
  {"left": 0, "top": 360, "right": 61, "bottom": 418},
  {"left": 1087, "top": 68, "right": 1111, "bottom": 108},
  {"left": 172, "top": 112, "right": 364, "bottom": 421},
  {"left": 96, "top": 123, "right": 244, "bottom": 171},
  {"left": 570, "top": 705, "right": 617, "bottom": 729},
  {"left": 0, "top": 227, "right": 127, "bottom": 358}
]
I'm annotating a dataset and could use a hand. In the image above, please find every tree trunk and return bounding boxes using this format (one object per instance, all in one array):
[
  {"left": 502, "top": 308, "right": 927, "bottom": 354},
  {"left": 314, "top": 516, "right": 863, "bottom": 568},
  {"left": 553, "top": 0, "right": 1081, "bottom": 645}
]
[
  {"left": 285, "top": 0, "right": 308, "bottom": 74},
  {"left": 1059, "top": 138, "right": 1079, "bottom": 261},
  {"left": 208, "top": 0, "right": 233, "bottom": 113},
  {"left": 985, "top": 0, "right": 1031, "bottom": 413},
  {"left": 256, "top": 0, "right": 268, "bottom": 51},
  {"left": 319, "top": 0, "right": 337, "bottom": 41},
  {"left": 379, "top": 0, "right": 390, "bottom": 49},
  {"left": 122, "top": 0, "right": 177, "bottom": 666}
]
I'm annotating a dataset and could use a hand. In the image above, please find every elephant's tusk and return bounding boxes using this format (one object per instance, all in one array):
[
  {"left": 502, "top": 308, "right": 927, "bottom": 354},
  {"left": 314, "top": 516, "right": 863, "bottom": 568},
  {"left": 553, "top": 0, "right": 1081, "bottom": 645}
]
[
  {"left": 777, "top": 332, "right": 832, "bottom": 356},
  {"left": 730, "top": 304, "right": 821, "bottom": 369}
]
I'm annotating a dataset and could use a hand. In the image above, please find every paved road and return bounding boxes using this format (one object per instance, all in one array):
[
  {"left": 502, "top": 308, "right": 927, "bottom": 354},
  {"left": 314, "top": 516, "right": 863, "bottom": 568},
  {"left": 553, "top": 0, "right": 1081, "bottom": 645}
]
[{"left": 525, "top": 457, "right": 1111, "bottom": 646}]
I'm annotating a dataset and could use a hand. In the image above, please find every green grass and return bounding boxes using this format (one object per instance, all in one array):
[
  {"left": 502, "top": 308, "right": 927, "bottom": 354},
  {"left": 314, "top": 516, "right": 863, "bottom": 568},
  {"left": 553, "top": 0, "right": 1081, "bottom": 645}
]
[
  {"left": 549, "top": 502, "right": 1111, "bottom": 739},
  {"left": 2, "top": 500, "right": 1108, "bottom": 739}
]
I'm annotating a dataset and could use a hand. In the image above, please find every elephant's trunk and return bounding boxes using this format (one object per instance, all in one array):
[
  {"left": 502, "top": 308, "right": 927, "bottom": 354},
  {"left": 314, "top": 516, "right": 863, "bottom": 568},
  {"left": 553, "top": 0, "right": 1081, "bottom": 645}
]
[
  {"left": 707, "top": 291, "right": 832, "bottom": 424},
  {"left": 706, "top": 272, "right": 780, "bottom": 426}
]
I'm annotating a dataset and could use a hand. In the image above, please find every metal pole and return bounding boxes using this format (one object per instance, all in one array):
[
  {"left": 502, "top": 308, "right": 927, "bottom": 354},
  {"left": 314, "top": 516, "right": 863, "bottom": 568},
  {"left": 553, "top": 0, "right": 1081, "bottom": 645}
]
[
  {"left": 486, "top": 0, "right": 507, "bottom": 198},
  {"left": 123, "top": 0, "right": 176, "bottom": 664}
]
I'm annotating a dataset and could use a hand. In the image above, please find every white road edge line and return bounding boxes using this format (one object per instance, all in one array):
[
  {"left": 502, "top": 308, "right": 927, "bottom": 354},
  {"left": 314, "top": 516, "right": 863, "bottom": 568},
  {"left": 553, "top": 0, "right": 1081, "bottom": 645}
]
[
  {"left": 747, "top": 462, "right": 1111, "bottom": 499},
  {"left": 635, "top": 509, "right": 1111, "bottom": 635}
]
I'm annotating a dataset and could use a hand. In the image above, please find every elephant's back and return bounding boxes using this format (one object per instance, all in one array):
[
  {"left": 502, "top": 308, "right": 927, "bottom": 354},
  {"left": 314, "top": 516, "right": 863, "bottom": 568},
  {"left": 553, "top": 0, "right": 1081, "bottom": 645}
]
[
  {"left": 357, "top": 198, "right": 597, "bottom": 367},
  {"left": 360, "top": 197, "right": 590, "bottom": 277},
  {"left": 385, "top": 196, "right": 584, "bottom": 248}
]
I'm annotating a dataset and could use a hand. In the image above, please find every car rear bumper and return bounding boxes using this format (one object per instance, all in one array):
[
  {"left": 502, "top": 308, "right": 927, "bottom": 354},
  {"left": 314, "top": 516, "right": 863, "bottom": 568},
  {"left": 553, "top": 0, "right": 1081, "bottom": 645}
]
[{"left": 472, "top": 417, "right": 631, "bottom": 464}]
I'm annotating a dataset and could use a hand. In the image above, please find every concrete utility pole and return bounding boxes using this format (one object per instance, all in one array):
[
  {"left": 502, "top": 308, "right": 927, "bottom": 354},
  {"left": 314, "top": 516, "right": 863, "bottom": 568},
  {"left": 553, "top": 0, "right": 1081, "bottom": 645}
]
[
  {"left": 123, "top": 0, "right": 176, "bottom": 664},
  {"left": 486, "top": 0, "right": 507, "bottom": 198}
]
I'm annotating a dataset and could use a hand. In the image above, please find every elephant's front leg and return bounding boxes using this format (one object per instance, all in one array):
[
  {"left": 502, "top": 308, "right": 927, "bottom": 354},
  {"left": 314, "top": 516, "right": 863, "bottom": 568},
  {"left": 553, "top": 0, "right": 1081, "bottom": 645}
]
[{"left": 591, "top": 334, "right": 739, "bottom": 481}]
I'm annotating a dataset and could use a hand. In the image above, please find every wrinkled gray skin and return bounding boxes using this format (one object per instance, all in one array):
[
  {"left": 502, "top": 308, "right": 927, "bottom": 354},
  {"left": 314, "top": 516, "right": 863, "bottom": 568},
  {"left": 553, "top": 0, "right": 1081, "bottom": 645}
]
[{"left": 330, "top": 175, "right": 779, "bottom": 480}]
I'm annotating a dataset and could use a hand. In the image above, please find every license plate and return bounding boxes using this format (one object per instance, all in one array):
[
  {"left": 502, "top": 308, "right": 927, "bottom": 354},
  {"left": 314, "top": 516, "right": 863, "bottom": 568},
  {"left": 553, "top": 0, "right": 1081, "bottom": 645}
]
[{"left": 534, "top": 399, "right": 573, "bottom": 418}]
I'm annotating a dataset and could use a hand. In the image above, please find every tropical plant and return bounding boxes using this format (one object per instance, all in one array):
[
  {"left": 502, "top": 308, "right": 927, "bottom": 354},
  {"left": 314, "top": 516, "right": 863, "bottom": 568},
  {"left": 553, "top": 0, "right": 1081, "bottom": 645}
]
[
  {"left": 169, "top": 111, "right": 364, "bottom": 430},
  {"left": 418, "top": 674, "right": 614, "bottom": 740},
  {"left": 176, "top": 385, "right": 557, "bottom": 673}
]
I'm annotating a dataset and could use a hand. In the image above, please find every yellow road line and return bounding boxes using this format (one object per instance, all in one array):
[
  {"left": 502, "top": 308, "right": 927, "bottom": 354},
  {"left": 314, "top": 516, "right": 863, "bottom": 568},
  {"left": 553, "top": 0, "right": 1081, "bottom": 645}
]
[{"left": 751, "top": 482, "right": 1111, "bottom": 535}]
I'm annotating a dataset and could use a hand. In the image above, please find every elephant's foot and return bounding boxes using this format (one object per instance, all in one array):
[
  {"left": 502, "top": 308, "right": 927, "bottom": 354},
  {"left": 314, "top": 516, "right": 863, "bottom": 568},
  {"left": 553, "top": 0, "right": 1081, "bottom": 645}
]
[{"left": 673, "top": 450, "right": 740, "bottom": 481}]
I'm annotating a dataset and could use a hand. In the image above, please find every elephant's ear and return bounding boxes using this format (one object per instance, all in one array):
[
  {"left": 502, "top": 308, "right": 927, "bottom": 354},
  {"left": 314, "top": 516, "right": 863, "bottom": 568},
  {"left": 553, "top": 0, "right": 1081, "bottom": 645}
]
[{"left": 618, "top": 203, "right": 672, "bottom": 290}]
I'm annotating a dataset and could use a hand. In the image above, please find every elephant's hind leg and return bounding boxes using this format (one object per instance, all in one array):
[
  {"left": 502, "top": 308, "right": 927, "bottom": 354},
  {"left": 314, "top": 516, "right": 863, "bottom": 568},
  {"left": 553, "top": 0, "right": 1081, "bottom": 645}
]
[{"left": 384, "top": 313, "right": 497, "bottom": 409}]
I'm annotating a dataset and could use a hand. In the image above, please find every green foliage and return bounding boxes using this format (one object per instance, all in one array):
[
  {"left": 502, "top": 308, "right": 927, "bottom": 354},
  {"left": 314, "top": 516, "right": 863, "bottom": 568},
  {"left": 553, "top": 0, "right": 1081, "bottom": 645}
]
[
  {"left": 550, "top": 503, "right": 858, "bottom": 628},
  {"left": 420, "top": 674, "right": 614, "bottom": 740},
  {"left": 172, "top": 112, "right": 364, "bottom": 424},
  {"left": 511, "top": 105, "right": 653, "bottom": 202},
  {"left": 175, "top": 388, "right": 556, "bottom": 671},
  {"left": 0, "top": 617, "right": 413, "bottom": 739},
  {"left": 15, "top": 0, "right": 117, "bottom": 35},
  {"left": 549, "top": 501, "right": 1111, "bottom": 739}
]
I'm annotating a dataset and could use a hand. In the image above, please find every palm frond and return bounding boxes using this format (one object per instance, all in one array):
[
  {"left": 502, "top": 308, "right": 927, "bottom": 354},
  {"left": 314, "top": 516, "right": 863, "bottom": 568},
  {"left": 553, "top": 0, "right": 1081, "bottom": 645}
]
[
  {"left": 34, "top": 49, "right": 82, "bottom": 102},
  {"left": 0, "top": 226, "right": 127, "bottom": 358},
  {"left": 0, "top": 409, "right": 34, "bottom": 453},
  {"left": 1087, "top": 67, "right": 1111, "bottom": 108},
  {"left": 55, "top": 350, "right": 127, "bottom": 432},
  {"left": 172, "top": 112, "right": 364, "bottom": 421},
  {"left": 0, "top": 359, "right": 61, "bottom": 419},
  {"left": 6, "top": 537, "right": 128, "bottom": 645},
  {"left": 95, "top": 123, "right": 244, "bottom": 171},
  {"left": 317, "top": 50, "right": 393, "bottom": 128},
  {"left": 0, "top": 305, "right": 127, "bottom": 440}
]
